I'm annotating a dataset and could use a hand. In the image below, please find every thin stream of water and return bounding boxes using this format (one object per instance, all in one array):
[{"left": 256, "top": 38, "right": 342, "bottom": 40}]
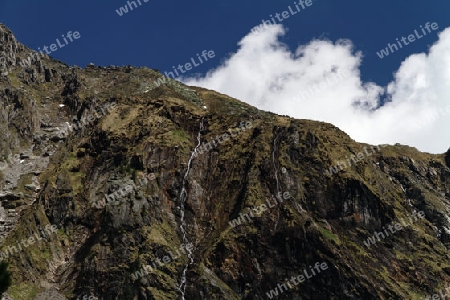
[
  {"left": 272, "top": 132, "right": 282, "bottom": 232},
  {"left": 177, "top": 117, "right": 204, "bottom": 300},
  {"left": 272, "top": 133, "right": 282, "bottom": 196}
]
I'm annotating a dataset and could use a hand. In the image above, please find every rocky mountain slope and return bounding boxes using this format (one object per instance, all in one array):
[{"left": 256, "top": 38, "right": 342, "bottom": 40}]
[{"left": 1, "top": 22, "right": 450, "bottom": 300}]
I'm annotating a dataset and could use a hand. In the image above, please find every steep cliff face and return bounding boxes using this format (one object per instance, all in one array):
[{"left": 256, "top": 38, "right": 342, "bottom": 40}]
[{"left": 1, "top": 23, "right": 450, "bottom": 300}]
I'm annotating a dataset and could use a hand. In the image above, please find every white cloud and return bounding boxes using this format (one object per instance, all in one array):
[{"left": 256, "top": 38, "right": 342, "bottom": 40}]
[{"left": 183, "top": 25, "right": 450, "bottom": 154}]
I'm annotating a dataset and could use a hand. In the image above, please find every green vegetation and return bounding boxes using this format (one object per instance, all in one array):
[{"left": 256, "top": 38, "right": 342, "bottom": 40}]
[
  {"left": 317, "top": 225, "right": 341, "bottom": 245},
  {"left": 7, "top": 282, "right": 38, "bottom": 300},
  {"left": 171, "top": 129, "right": 188, "bottom": 143}
]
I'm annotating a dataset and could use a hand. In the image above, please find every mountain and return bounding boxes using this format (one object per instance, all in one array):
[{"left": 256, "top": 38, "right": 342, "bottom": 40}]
[{"left": 1, "top": 22, "right": 450, "bottom": 300}]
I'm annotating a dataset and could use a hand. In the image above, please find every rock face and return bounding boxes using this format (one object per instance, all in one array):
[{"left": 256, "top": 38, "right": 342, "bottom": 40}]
[{"left": 1, "top": 22, "right": 450, "bottom": 300}]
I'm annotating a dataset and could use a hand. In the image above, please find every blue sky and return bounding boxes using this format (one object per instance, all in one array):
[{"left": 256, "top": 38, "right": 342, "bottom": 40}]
[
  {"left": 1, "top": 0, "right": 450, "bottom": 153},
  {"left": 1, "top": 0, "right": 448, "bottom": 85}
]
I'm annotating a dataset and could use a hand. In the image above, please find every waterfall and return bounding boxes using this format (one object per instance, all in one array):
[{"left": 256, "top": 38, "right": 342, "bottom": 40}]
[
  {"left": 272, "top": 132, "right": 282, "bottom": 196},
  {"left": 272, "top": 132, "right": 282, "bottom": 232},
  {"left": 177, "top": 117, "right": 204, "bottom": 299}
]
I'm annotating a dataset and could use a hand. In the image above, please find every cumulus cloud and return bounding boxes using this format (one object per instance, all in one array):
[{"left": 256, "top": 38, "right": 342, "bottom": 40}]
[{"left": 182, "top": 24, "right": 450, "bottom": 154}]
